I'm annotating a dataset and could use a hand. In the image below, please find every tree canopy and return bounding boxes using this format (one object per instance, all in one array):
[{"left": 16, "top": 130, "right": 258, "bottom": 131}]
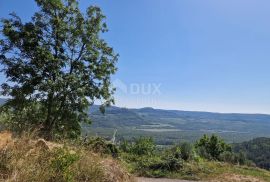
[
  {"left": 0, "top": 0, "right": 118, "bottom": 139},
  {"left": 195, "top": 134, "right": 232, "bottom": 160}
]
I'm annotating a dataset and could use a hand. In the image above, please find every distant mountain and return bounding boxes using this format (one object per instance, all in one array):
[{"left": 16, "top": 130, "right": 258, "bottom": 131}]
[
  {"left": 90, "top": 105, "right": 270, "bottom": 132},
  {"left": 90, "top": 106, "right": 150, "bottom": 128},
  {"left": 87, "top": 105, "right": 270, "bottom": 144},
  {"left": 1, "top": 98, "right": 270, "bottom": 144}
]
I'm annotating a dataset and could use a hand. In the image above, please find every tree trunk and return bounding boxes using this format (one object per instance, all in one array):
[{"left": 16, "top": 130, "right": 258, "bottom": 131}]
[{"left": 41, "top": 92, "right": 54, "bottom": 140}]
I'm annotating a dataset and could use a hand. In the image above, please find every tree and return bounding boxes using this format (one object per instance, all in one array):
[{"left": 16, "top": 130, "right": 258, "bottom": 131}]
[
  {"left": 179, "top": 142, "right": 193, "bottom": 161},
  {"left": 130, "top": 137, "right": 156, "bottom": 156},
  {"left": 195, "top": 134, "right": 231, "bottom": 160},
  {"left": 0, "top": 0, "right": 118, "bottom": 139}
]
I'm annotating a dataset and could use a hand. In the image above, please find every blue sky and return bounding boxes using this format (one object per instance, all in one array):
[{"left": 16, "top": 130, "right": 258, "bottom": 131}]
[{"left": 1, "top": 0, "right": 270, "bottom": 114}]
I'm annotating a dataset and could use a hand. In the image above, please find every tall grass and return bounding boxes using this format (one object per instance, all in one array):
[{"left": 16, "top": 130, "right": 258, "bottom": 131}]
[{"left": 0, "top": 132, "right": 132, "bottom": 182}]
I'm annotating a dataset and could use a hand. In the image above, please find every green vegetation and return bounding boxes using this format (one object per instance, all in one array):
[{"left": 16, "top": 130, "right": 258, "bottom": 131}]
[
  {"left": 87, "top": 106, "right": 270, "bottom": 144},
  {"left": 0, "top": 0, "right": 270, "bottom": 181},
  {"left": 117, "top": 135, "right": 270, "bottom": 181},
  {"left": 234, "top": 137, "right": 270, "bottom": 170},
  {"left": 0, "top": 0, "right": 117, "bottom": 139},
  {"left": 195, "top": 134, "right": 231, "bottom": 160}
]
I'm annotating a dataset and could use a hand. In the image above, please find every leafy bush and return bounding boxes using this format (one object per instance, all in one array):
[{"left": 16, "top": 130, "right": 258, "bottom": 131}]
[
  {"left": 82, "top": 137, "right": 119, "bottom": 157},
  {"left": 0, "top": 148, "right": 12, "bottom": 179},
  {"left": 169, "top": 142, "right": 194, "bottom": 161},
  {"left": 50, "top": 148, "right": 80, "bottom": 181},
  {"left": 120, "top": 137, "right": 183, "bottom": 177},
  {"left": 195, "top": 134, "right": 231, "bottom": 160},
  {"left": 129, "top": 137, "right": 155, "bottom": 156},
  {"left": 179, "top": 142, "right": 194, "bottom": 161},
  {"left": 219, "top": 151, "right": 236, "bottom": 164},
  {"left": 120, "top": 137, "right": 156, "bottom": 156}
]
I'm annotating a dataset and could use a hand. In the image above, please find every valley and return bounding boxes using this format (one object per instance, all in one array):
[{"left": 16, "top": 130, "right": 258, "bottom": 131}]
[{"left": 84, "top": 106, "right": 270, "bottom": 145}]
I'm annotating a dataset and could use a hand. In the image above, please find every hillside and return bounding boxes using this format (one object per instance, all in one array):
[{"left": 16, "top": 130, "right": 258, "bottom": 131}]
[
  {"left": 1, "top": 131, "right": 270, "bottom": 182},
  {"left": 0, "top": 131, "right": 133, "bottom": 182},
  {"left": 234, "top": 137, "right": 270, "bottom": 170},
  {"left": 84, "top": 105, "right": 270, "bottom": 145},
  {"left": 1, "top": 98, "right": 270, "bottom": 144}
]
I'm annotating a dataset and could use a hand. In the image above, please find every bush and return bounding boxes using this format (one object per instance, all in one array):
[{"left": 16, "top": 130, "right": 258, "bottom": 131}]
[
  {"left": 219, "top": 151, "right": 236, "bottom": 164},
  {"left": 159, "top": 154, "right": 183, "bottom": 171},
  {"left": 130, "top": 137, "right": 156, "bottom": 156},
  {"left": 180, "top": 142, "right": 194, "bottom": 161},
  {"left": 120, "top": 137, "right": 184, "bottom": 177},
  {"left": 50, "top": 148, "right": 80, "bottom": 181},
  {"left": 0, "top": 148, "right": 12, "bottom": 179},
  {"left": 195, "top": 134, "right": 231, "bottom": 160},
  {"left": 82, "top": 137, "right": 119, "bottom": 157},
  {"left": 120, "top": 137, "right": 156, "bottom": 156}
]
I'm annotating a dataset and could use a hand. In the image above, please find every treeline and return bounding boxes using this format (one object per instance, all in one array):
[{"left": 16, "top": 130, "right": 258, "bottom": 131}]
[{"left": 233, "top": 137, "right": 270, "bottom": 170}]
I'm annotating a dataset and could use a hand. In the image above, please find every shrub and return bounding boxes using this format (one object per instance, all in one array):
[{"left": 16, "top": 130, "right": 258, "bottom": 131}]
[
  {"left": 0, "top": 148, "right": 12, "bottom": 179},
  {"left": 195, "top": 134, "right": 231, "bottom": 160},
  {"left": 179, "top": 142, "right": 194, "bottom": 161},
  {"left": 159, "top": 154, "right": 183, "bottom": 171},
  {"left": 236, "top": 151, "right": 247, "bottom": 165},
  {"left": 50, "top": 148, "right": 80, "bottom": 181},
  {"left": 120, "top": 138, "right": 184, "bottom": 177},
  {"left": 120, "top": 137, "right": 156, "bottom": 156},
  {"left": 82, "top": 137, "right": 119, "bottom": 157},
  {"left": 219, "top": 151, "right": 236, "bottom": 164}
]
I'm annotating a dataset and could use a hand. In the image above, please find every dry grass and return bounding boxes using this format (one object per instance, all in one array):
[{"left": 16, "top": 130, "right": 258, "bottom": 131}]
[
  {"left": 0, "top": 131, "right": 133, "bottom": 182},
  {"left": 0, "top": 131, "right": 12, "bottom": 149},
  {"left": 210, "top": 173, "right": 265, "bottom": 182}
]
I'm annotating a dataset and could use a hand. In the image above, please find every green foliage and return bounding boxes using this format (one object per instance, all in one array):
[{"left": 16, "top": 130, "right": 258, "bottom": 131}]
[
  {"left": 158, "top": 153, "right": 183, "bottom": 171},
  {"left": 195, "top": 134, "right": 232, "bottom": 160},
  {"left": 234, "top": 137, "right": 270, "bottom": 169},
  {"left": 51, "top": 148, "right": 80, "bottom": 182},
  {"left": 120, "top": 137, "right": 184, "bottom": 177},
  {"left": 0, "top": 148, "right": 12, "bottom": 177},
  {"left": 82, "top": 137, "right": 119, "bottom": 157},
  {"left": 119, "top": 135, "right": 263, "bottom": 180},
  {"left": 0, "top": 0, "right": 118, "bottom": 139},
  {"left": 179, "top": 142, "right": 193, "bottom": 161},
  {"left": 130, "top": 137, "right": 156, "bottom": 156},
  {"left": 120, "top": 137, "right": 155, "bottom": 156},
  {"left": 88, "top": 105, "right": 270, "bottom": 146},
  {"left": 219, "top": 151, "right": 236, "bottom": 164}
]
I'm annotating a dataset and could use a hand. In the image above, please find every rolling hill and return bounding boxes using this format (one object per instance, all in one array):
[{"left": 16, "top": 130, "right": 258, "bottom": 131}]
[
  {"left": 85, "top": 106, "right": 270, "bottom": 145},
  {"left": 1, "top": 98, "right": 270, "bottom": 145}
]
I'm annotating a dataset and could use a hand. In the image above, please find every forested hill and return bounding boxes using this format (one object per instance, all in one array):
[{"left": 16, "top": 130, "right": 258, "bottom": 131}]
[
  {"left": 1, "top": 98, "right": 270, "bottom": 143},
  {"left": 86, "top": 105, "right": 270, "bottom": 144},
  {"left": 234, "top": 137, "right": 270, "bottom": 170},
  {"left": 90, "top": 105, "right": 270, "bottom": 127}
]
